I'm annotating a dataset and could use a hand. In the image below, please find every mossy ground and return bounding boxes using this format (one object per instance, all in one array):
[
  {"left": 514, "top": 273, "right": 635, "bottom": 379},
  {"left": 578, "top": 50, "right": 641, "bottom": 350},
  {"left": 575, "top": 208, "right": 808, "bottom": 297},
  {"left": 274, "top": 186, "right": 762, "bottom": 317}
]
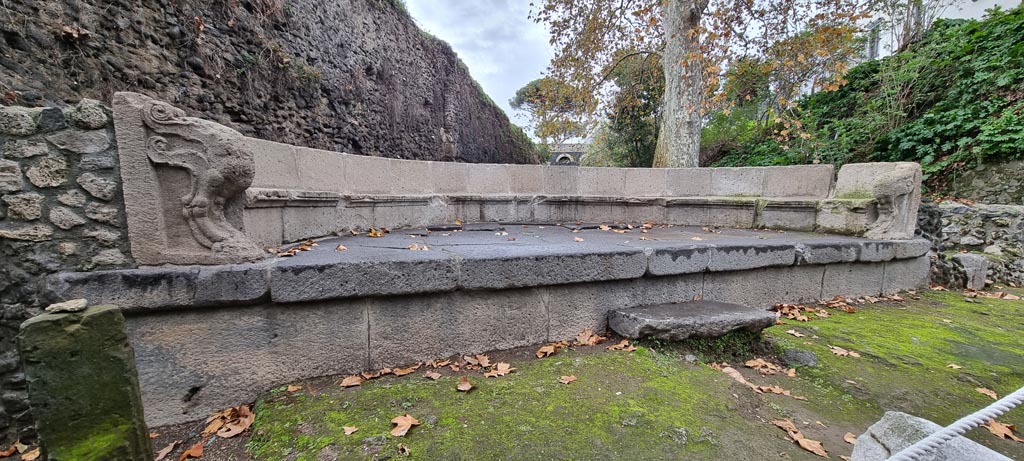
[{"left": 241, "top": 290, "right": 1024, "bottom": 460}]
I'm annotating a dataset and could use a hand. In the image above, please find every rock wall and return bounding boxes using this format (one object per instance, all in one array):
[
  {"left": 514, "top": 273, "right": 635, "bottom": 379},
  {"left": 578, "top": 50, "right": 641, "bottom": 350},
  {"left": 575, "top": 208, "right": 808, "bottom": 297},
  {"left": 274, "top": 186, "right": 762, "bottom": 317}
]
[
  {"left": 918, "top": 201, "right": 1024, "bottom": 288},
  {"left": 946, "top": 160, "right": 1024, "bottom": 205},
  {"left": 0, "top": 101, "right": 131, "bottom": 443},
  {"left": 0, "top": 0, "right": 537, "bottom": 164}
]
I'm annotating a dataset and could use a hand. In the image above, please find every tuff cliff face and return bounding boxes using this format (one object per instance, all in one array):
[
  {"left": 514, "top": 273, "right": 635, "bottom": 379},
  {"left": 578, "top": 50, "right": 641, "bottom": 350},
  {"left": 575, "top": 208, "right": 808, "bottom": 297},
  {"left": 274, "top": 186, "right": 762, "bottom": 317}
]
[{"left": 0, "top": 0, "right": 538, "bottom": 163}]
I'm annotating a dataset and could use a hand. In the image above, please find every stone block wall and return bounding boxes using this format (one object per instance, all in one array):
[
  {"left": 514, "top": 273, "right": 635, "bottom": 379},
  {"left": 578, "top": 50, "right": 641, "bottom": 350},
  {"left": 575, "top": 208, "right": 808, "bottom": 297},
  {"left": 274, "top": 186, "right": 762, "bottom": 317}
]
[
  {"left": 918, "top": 201, "right": 1024, "bottom": 287},
  {"left": 0, "top": 100, "right": 132, "bottom": 442}
]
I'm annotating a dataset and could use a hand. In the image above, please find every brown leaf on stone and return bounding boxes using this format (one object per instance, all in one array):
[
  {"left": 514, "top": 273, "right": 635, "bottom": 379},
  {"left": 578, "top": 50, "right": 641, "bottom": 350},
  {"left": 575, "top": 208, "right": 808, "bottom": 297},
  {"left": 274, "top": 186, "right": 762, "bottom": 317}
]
[
  {"left": 368, "top": 228, "right": 385, "bottom": 238},
  {"left": 154, "top": 441, "right": 179, "bottom": 461},
  {"left": 984, "top": 420, "right": 1024, "bottom": 443},
  {"left": 286, "top": 384, "right": 302, "bottom": 392},
  {"left": 20, "top": 448, "right": 40, "bottom": 461},
  {"left": 216, "top": 405, "right": 254, "bottom": 438},
  {"left": 456, "top": 375, "right": 474, "bottom": 392},
  {"left": 423, "top": 371, "right": 442, "bottom": 380},
  {"left": 344, "top": 426, "right": 359, "bottom": 435},
  {"left": 393, "top": 364, "right": 420, "bottom": 376},
  {"left": 449, "top": 364, "right": 461, "bottom": 372},
  {"left": 0, "top": 447, "right": 15, "bottom": 457},
  {"left": 843, "top": 432, "right": 857, "bottom": 444},
  {"left": 390, "top": 414, "right": 420, "bottom": 437},
  {"left": 340, "top": 375, "right": 365, "bottom": 387},
  {"left": 536, "top": 344, "right": 557, "bottom": 358},
  {"left": 178, "top": 439, "right": 205, "bottom": 461},
  {"left": 336, "top": 245, "right": 348, "bottom": 252},
  {"left": 976, "top": 387, "right": 998, "bottom": 400},
  {"left": 558, "top": 375, "right": 577, "bottom": 384}
]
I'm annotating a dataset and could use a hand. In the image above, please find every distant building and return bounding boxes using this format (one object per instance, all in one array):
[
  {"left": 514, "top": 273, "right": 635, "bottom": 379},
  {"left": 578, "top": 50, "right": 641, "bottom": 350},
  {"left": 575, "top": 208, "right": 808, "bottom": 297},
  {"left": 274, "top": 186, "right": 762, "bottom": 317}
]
[{"left": 548, "top": 143, "right": 589, "bottom": 165}]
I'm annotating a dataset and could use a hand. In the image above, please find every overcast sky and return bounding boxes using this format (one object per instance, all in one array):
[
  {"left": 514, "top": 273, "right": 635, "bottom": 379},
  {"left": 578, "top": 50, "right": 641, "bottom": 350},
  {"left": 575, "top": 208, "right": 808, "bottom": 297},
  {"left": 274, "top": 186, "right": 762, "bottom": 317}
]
[
  {"left": 405, "top": 0, "right": 1017, "bottom": 128},
  {"left": 405, "top": 0, "right": 551, "bottom": 127}
]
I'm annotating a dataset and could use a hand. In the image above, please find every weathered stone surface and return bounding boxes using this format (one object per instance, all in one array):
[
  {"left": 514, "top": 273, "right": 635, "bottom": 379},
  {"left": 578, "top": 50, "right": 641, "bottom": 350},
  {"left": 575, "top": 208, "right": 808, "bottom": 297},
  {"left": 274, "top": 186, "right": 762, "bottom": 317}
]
[
  {"left": 609, "top": 301, "right": 777, "bottom": 341},
  {"left": 835, "top": 162, "right": 922, "bottom": 240},
  {"left": 950, "top": 253, "right": 988, "bottom": 290},
  {"left": 45, "top": 267, "right": 198, "bottom": 310},
  {"left": 18, "top": 305, "right": 152, "bottom": 461},
  {"left": 78, "top": 151, "right": 116, "bottom": 171},
  {"left": 82, "top": 227, "right": 121, "bottom": 245},
  {"left": 48, "top": 206, "right": 87, "bottom": 230},
  {"left": 56, "top": 190, "right": 87, "bottom": 207},
  {"left": 1, "top": 192, "right": 43, "bottom": 220},
  {"left": 84, "top": 202, "right": 119, "bottom": 225},
  {"left": 782, "top": 349, "right": 817, "bottom": 367},
  {"left": 851, "top": 411, "right": 1012, "bottom": 461},
  {"left": 705, "top": 265, "right": 826, "bottom": 308},
  {"left": 647, "top": 244, "right": 712, "bottom": 275},
  {"left": 44, "top": 298, "right": 87, "bottom": 313},
  {"left": 708, "top": 241, "right": 796, "bottom": 272},
  {"left": 453, "top": 244, "right": 647, "bottom": 290},
  {"left": 883, "top": 256, "right": 930, "bottom": 295},
  {"left": 25, "top": 154, "right": 67, "bottom": 187},
  {"left": 194, "top": 262, "right": 271, "bottom": 305},
  {"left": 44, "top": 129, "right": 110, "bottom": 154},
  {"left": 113, "top": 92, "right": 265, "bottom": 265},
  {"left": 127, "top": 301, "right": 368, "bottom": 427},
  {"left": 35, "top": 107, "right": 66, "bottom": 132},
  {"left": 795, "top": 240, "right": 861, "bottom": 265},
  {"left": 56, "top": 242, "right": 77, "bottom": 256},
  {"left": 0, "top": 223, "right": 52, "bottom": 241},
  {"left": 0, "top": 107, "right": 36, "bottom": 135},
  {"left": 76, "top": 172, "right": 117, "bottom": 201},
  {"left": 66, "top": 99, "right": 109, "bottom": 129},
  {"left": 0, "top": 159, "right": 23, "bottom": 193},
  {"left": 823, "top": 263, "right": 884, "bottom": 298},
  {"left": 2, "top": 140, "right": 48, "bottom": 158}
]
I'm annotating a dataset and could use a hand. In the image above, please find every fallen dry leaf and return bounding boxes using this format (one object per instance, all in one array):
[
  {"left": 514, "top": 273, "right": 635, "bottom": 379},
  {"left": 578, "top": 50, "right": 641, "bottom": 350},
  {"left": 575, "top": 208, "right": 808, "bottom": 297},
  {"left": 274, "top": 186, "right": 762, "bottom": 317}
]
[
  {"left": 344, "top": 426, "right": 359, "bottom": 435},
  {"left": 423, "top": 371, "right": 442, "bottom": 380},
  {"left": 786, "top": 368, "right": 798, "bottom": 377},
  {"left": 484, "top": 362, "right": 516, "bottom": 378},
  {"left": 393, "top": 364, "right": 421, "bottom": 376},
  {"left": 390, "top": 414, "right": 421, "bottom": 437},
  {"left": 606, "top": 340, "right": 637, "bottom": 351},
  {"left": 154, "top": 441, "right": 179, "bottom": 461},
  {"left": 745, "top": 358, "right": 784, "bottom": 375},
  {"left": 785, "top": 329, "right": 806, "bottom": 338},
  {"left": 457, "top": 376, "right": 473, "bottom": 392},
  {"left": 573, "top": 237, "right": 584, "bottom": 242},
  {"left": 758, "top": 385, "right": 808, "bottom": 400},
  {"left": 216, "top": 405, "right": 255, "bottom": 438},
  {"left": 20, "top": 449, "right": 40, "bottom": 461},
  {"left": 559, "top": 375, "right": 577, "bottom": 384},
  {"left": 398, "top": 443, "right": 410, "bottom": 455},
  {"left": 575, "top": 328, "right": 606, "bottom": 346},
  {"left": 843, "top": 432, "right": 857, "bottom": 444},
  {"left": 840, "top": 456, "right": 852, "bottom": 461},
  {"left": 984, "top": 420, "right": 1024, "bottom": 443},
  {"left": 179, "top": 440, "right": 205, "bottom": 461},
  {"left": 0, "top": 447, "right": 15, "bottom": 457},
  {"left": 286, "top": 384, "right": 302, "bottom": 392},
  {"left": 772, "top": 419, "right": 829, "bottom": 458},
  {"left": 340, "top": 375, "right": 365, "bottom": 387},
  {"left": 829, "top": 345, "right": 860, "bottom": 357},
  {"left": 368, "top": 228, "right": 385, "bottom": 238},
  {"left": 946, "top": 363, "right": 963, "bottom": 370},
  {"left": 475, "top": 355, "right": 492, "bottom": 368},
  {"left": 976, "top": 387, "right": 998, "bottom": 400},
  {"left": 719, "top": 366, "right": 759, "bottom": 392},
  {"left": 536, "top": 344, "right": 557, "bottom": 358},
  {"left": 336, "top": 244, "right": 348, "bottom": 252}
]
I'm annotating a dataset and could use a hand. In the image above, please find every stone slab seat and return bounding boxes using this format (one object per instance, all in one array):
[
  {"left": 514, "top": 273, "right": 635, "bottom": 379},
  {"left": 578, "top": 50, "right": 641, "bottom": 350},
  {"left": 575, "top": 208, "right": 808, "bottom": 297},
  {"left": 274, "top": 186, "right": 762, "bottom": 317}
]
[{"left": 608, "top": 301, "right": 778, "bottom": 341}]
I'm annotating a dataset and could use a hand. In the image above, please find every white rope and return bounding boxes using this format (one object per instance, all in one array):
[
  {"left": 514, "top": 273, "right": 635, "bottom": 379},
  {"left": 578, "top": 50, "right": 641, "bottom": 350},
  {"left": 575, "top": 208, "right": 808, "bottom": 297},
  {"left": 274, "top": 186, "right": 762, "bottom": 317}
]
[{"left": 885, "top": 385, "right": 1024, "bottom": 461}]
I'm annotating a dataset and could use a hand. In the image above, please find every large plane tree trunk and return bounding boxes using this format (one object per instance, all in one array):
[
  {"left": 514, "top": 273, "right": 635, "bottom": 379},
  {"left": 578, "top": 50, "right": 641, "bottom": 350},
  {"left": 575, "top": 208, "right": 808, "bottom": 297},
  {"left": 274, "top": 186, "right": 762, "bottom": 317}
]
[{"left": 652, "top": 0, "right": 706, "bottom": 168}]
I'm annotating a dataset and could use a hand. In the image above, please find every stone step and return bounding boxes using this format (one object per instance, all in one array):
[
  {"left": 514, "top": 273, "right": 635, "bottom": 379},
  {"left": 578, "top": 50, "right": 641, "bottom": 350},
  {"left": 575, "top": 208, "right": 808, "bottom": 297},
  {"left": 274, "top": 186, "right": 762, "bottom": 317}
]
[{"left": 608, "top": 301, "right": 777, "bottom": 341}]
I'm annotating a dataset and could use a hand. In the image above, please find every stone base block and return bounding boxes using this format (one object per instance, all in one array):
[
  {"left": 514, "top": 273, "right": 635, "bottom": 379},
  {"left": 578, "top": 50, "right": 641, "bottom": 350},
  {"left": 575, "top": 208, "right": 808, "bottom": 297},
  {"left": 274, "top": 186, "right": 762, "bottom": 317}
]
[{"left": 851, "top": 411, "right": 1012, "bottom": 461}]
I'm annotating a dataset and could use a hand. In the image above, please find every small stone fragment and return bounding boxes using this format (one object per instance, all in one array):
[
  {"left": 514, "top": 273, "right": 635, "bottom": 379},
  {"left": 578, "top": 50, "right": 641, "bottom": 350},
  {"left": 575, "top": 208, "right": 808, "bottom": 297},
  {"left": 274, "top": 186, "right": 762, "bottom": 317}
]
[
  {"left": 26, "top": 155, "right": 68, "bottom": 188},
  {"left": 45, "top": 299, "right": 88, "bottom": 313},
  {"left": 78, "top": 152, "right": 116, "bottom": 170},
  {"left": 85, "top": 202, "right": 120, "bottom": 225},
  {"left": 0, "top": 159, "right": 23, "bottom": 193},
  {"left": 57, "top": 190, "right": 87, "bottom": 207},
  {"left": 36, "top": 107, "right": 67, "bottom": 132},
  {"left": 91, "top": 248, "right": 128, "bottom": 266},
  {"left": 66, "top": 99, "right": 109, "bottom": 129},
  {"left": 2, "top": 192, "right": 43, "bottom": 220},
  {"left": 77, "top": 172, "right": 117, "bottom": 200},
  {"left": 0, "top": 224, "right": 54, "bottom": 241},
  {"left": 83, "top": 227, "right": 121, "bottom": 245},
  {"left": 45, "top": 129, "right": 110, "bottom": 154},
  {"left": 49, "top": 206, "right": 87, "bottom": 230},
  {"left": 57, "top": 242, "right": 78, "bottom": 256},
  {"left": 0, "top": 106, "right": 36, "bottom": 135},
  {"left": 2, "top": 140, "right": 48, "bottom": 158}
]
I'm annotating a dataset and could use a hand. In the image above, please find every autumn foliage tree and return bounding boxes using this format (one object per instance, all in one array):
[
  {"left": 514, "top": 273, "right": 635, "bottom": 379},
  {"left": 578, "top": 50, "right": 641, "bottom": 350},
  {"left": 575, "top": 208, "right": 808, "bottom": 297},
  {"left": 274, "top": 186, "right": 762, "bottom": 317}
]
[{"left": 530, "top": 0, "right": 869, "bottom": 167}]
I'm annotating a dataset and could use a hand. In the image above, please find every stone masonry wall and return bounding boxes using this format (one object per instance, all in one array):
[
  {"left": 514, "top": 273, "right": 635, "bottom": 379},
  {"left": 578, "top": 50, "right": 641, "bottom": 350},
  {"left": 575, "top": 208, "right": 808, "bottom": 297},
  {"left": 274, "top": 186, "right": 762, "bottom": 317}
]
[
  {"left": 0, "top": 101, "right": 131, "bottom": 443},
  {"left": 0, "top": 0, "right": 538, "bottom": 164},
  {"left": 918, "top": 201, "right": 1024, "bottom": 288},
  {"left": 947, "top": 160, "right": 1024, "bottom": 205}
]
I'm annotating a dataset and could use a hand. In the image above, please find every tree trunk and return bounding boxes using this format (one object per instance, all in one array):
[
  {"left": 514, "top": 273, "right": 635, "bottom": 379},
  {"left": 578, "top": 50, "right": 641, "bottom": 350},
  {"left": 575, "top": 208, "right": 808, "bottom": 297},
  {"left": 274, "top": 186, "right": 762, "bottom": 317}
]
[{"left": 652, "top": 0, "right": 705, "bottom": 168}]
